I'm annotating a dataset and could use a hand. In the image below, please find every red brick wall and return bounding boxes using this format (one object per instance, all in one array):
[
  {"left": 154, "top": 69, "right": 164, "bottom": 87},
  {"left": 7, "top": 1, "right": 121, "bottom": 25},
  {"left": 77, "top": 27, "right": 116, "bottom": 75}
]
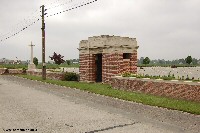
[
  {"left": 111, "top": 77, "right": 200, "bottom": 102},
  {"left": 79, "top": 52, "right": 137, "bottom": 83},
  {"left": 102, "top": 53, "right": 119, "bottom": 83}
]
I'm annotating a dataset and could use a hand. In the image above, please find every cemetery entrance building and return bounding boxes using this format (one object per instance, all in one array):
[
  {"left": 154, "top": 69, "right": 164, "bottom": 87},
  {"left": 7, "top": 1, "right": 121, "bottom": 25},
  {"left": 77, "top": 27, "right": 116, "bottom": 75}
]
[{"left": 79, "top": 35, "right": 139, "bottom": 83}]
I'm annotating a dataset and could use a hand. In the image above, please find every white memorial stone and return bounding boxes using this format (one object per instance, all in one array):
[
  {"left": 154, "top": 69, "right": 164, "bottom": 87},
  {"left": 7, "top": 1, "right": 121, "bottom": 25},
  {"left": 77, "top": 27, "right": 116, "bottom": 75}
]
[{"left": 28, "top": 41, "right": 36, "bottom": 70}]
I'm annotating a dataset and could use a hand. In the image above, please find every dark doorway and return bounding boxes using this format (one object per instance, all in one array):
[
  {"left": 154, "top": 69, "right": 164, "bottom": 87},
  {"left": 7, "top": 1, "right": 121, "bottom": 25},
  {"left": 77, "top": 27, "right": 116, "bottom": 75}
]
[{"left": 96, "top": 54, "right": 102, "bottom": 82}]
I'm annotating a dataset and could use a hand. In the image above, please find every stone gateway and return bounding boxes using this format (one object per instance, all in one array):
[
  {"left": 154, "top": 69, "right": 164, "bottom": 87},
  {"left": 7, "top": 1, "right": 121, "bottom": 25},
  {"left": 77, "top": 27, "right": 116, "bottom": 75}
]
[{"left": 79, "top": 35, "right": 139, "bottom": 83}]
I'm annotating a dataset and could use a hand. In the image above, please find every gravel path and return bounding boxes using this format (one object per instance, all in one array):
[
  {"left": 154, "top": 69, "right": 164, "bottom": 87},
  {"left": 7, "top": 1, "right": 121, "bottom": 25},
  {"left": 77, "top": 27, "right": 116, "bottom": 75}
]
[{"left": 0, "top": 75, "right": 199, "bottom": 133}]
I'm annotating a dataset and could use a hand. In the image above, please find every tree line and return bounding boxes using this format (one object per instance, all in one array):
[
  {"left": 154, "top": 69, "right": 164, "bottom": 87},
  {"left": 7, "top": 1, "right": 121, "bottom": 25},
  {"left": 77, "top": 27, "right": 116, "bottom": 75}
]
[
  {"left": 138, "top": 56, "right": 200, "bottom": 65},
  {"left": 33, "top": 52, "right": 199, "bottom": 67}
]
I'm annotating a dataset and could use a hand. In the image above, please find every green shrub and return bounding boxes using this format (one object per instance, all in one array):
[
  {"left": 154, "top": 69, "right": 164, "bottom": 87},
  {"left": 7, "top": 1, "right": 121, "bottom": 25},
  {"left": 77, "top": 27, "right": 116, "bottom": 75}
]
[
  {"left": 122, "top": 72, "right": 131, "bottom": 77},
  {"left": 22, "top": 68, "right": 27, "bottom": 73},
  {"left": 130, "top": 73, "right": 137, "bottom": 77},
  {"left": 185, "top": 75, "right": 191, "bottom": 80},
  {"left": 144, "top": 74, "right": 151, "bottom": 78},
  {"left": 151, "top": 75, "right": 160, "bottom": 79},
  {"left": 64, "top": 72, "right": 79, "bottom": 81},
  {"left": 162, "top": 75, "right": 175, "bottom": 80}
]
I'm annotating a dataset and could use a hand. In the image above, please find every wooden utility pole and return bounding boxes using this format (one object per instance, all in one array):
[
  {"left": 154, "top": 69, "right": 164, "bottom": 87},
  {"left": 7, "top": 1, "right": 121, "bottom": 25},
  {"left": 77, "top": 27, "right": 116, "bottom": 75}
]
[{"left": 41, "top": 5, "right": 46, "bottom": 80}]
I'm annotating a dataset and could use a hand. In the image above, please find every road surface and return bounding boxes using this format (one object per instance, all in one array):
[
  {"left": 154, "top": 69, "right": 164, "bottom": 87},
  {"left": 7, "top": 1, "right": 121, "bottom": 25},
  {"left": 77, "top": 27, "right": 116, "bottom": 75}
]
[{"left": 0, "top": 75, "right": 199, "bottom": 133}]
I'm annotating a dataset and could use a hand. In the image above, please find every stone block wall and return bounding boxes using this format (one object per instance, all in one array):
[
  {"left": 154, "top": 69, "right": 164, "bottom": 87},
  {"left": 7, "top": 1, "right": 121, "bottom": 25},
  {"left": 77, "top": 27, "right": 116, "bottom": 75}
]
[
  {"left": 0, "top": 68, "right": 24, "bottom": 75},
  {"left": 27, "top": 71, "right": 65, "bottom": 80},
  {"left": 8, "top": 69, "right": 24, "bottom": 74},
  {"left": 111, "top": 77, "right": 200, "bottom": 102},
  {"left": 0, "top": 68, "right": 7, "bottom": 75}
]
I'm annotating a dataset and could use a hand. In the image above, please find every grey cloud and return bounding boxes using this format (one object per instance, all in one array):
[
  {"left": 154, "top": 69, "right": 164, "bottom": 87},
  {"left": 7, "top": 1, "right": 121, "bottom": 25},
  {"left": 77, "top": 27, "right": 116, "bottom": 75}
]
[{"left": 0, "top": 0, "right": 199, "bottom": 61}]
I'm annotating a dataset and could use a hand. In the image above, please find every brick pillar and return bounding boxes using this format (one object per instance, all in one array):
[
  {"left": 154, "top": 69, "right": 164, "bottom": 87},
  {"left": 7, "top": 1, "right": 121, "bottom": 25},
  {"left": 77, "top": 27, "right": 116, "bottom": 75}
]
[
  {"left": 88, "top": 54, "right": 96, "bottom": 82},
  {"left": 102, "top": 54, "right": 108, "bottom": 83},
  {"left": 130, "top": 52, "right": 137, "bottom": 74},
  {"left": 117, "top": 53, "right": 124, "bottom": 74},
  {"left": 79, "top": 54, "right": 89, "bottom": 81},
  {"left": 79, "top": 54, "right": 96, "bottom": 82}
]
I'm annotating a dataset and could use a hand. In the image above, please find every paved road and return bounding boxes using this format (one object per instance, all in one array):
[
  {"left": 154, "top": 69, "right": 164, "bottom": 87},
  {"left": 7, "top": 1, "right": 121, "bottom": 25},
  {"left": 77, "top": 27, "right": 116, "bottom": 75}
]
[{"left": 0, "top": 75, "right": 199, "bottom": 133}]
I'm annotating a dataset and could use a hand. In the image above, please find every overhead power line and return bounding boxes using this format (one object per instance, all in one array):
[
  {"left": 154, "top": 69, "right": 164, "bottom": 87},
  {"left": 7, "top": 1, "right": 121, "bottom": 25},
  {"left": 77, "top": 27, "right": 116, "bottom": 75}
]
[
  {"left": 0, "top": 8, "right": 41, "bottom": 42},
  {"left": 0, "top": 18, "right": 40, "bottom": 42},
  {"left": 45, "top": 0, "right": 74, "bottom": 10},
  {"left": 45, "top": 0, "right": 98, "bottom": 18},
  {"left": 0, "top": 0, "right": 98, "bottom": 43}
]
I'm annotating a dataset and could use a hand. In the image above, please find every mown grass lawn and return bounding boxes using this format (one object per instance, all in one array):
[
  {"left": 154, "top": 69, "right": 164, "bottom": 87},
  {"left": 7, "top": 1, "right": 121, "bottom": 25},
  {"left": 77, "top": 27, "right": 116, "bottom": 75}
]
[{"left": 17, "top": 74, "right": 200, "bottom": 115}]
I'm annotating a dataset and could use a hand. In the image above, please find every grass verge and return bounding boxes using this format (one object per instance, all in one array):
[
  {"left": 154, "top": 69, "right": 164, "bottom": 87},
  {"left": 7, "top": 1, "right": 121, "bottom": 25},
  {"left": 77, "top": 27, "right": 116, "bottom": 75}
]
[{"left": 17, "top": 74, "right": 200, "bottom": 115}]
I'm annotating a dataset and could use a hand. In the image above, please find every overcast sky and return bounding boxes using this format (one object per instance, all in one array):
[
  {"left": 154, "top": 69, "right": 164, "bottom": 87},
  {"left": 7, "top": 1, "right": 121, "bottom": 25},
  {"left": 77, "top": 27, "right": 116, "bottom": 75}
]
[{"left": 0, "top": 0, "right": 199, "bottom": 61}]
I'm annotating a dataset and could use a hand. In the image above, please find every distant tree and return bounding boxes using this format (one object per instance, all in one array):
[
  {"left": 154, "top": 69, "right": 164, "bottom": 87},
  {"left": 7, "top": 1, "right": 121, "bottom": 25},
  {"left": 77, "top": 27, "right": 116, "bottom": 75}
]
[
  {"left": 49, "top": 52, "right": 65, "bottom": 65},
  {"left": 198, "top": 59, "right": 200, "bottom": 65},
  {"left": 178, "top": 58, "right": 186, "bottom": 64},
  {"left": 158, "top": 59, "right": 165, "bottom": 64},
  {"left": 66, "top": 60, "right": 71, "bottom": 65},
  {"left": 138, "top": 57, "right": 144, "bottom": 64},
  {"left": 192, "top": 58, "right": 198, "bottom": 65},
  {"left": 33, "top": 57, "right": 38, "bottom": 66},
  {"left": 165, "top": 60, "right": 171, "bottom": 65},
  {"left": 185, "top": 56, "right": 192, "bottom": 65},
  {"left": 143, "top": 57, "right": 150, "bottom": 65},
  {"left": 150, "top": 59, "right": 158, "bottom": 64},
  {"left": 172, "top": 59, "right": 178, "bottom": 65}
]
